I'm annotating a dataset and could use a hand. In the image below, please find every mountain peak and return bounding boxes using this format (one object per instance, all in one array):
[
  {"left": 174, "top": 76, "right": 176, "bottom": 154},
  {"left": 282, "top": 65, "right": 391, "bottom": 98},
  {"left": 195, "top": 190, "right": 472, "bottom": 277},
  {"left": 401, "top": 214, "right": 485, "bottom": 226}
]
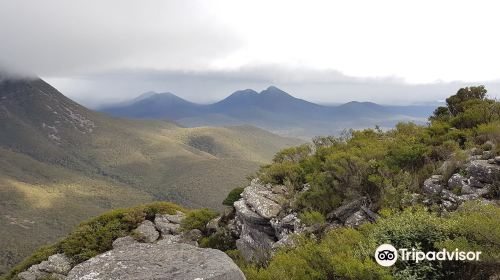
[{"left": 260, "top": 86, "right": 293, "bottom": 98}]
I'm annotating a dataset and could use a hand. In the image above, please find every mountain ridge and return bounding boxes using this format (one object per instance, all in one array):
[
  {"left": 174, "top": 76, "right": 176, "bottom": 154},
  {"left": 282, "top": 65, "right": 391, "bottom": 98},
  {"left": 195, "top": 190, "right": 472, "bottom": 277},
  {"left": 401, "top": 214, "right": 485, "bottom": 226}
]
[
  {"left": 0, "top": 77, "right": 302, "bottom": 274},
  {"left": 100, "top": 86, "right": 437, "bottom": 138}
]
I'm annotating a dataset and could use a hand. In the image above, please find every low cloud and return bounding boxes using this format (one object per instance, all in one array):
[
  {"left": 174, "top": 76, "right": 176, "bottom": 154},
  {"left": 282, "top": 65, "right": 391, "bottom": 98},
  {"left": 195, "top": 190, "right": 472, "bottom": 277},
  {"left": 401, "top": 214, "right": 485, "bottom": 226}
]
[{"left": 45, "top": 66, "right": 500, "bottom": 108}]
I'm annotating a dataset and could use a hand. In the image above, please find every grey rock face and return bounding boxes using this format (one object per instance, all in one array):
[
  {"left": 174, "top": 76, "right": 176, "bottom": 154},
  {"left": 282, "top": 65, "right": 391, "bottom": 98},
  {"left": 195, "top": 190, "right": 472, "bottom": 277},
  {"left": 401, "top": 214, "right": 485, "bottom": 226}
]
[
  {"left": 236, "top": 224, "right": 275, "bottom": 262},
  {"left": 112, "top": 236, "right": 137, "bottom": 249},
  {"left": 241, "top": 180, "right": 283, "bottom": 219},
  {"left": 234, "top": 200, "right": 269, "bottom": 225},
  {"left": 154, "top": 215, "right": 181, "bottom": 235},
  {"left": 466, "top": 160, "right": 500, "bottom": 184},
  {"left": 448, "top": 173, "right": 467, "bottom": 190},
  {"left": 328, "top": 197, "right": 368, "bottom": 222},
  {"left": 18, "top": 254, "right": 72, "bottom": 280},
  {"left": 344, "top": 210, "right": 368, "bottom": 227},
  {"left": 18, "top": 266, "right": 49, "bottom": 280},
  {"left": 134, "top": 220, "right": 159, "bottom": 243},
  {"left": 156, "top": 211, "right": 185, "bottom": 224},
  {"left": 423, "top": 175, "right": 444, "bottom": 195},
  {"left": 38, "top": 254, "right": 72, "bottom": 275},
  {"left": 66, "top": 243, "right": 246, "bottom": 280}
]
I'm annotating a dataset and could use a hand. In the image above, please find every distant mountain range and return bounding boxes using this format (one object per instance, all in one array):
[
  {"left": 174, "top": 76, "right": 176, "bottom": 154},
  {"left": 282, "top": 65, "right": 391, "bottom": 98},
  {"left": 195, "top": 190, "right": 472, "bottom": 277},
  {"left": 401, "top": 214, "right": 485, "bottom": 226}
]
[
  {"left": 100, "top": 86, "right": 437, "bottom": 138},
  {"left": 0, "top": 78, "right": 300, "bottom": 274}
]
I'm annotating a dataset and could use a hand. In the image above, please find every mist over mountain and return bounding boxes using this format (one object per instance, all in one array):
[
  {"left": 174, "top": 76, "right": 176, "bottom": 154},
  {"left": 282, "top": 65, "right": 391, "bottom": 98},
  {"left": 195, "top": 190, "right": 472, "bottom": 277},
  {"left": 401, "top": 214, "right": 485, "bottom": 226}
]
[{"left": 101, "top": 86, "right": 436, "bottom": 138}]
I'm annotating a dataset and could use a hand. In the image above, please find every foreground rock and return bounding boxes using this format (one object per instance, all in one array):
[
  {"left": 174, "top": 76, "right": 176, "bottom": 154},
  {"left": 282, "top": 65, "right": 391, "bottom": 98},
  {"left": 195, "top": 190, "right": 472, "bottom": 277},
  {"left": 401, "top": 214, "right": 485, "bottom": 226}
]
[
  {"left": 66, "top": 243, "right": 246, "bottom": 280},
  {"left": 18, "top": 253, "right": 72, "bottom": 280}
]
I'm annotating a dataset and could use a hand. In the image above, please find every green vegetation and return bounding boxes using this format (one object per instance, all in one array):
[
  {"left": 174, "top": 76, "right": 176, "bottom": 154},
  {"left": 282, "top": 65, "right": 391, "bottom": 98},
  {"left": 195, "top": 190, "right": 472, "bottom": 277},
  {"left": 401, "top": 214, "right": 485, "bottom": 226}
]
[
  {"left": 223, "top": 187, "right": 245, "bottom": 206},
  {"left": 298, "top": 210, "right": 325, "bottom": 226},
  {"left": 0, "top": 78, "right": 303, "bottom": 274},
  {"left": 180, "top": 208, "right": 219, "bottom": 234},
  {"left": 257, "top": 86, "right": 500, "bottom": 215},
  {"left": 2, "top": 202, "right": 185, "bottom": 280},
  {"left": 241, "top": 203, "right": 500, "bottom": 280},
  {"left": 236, "top": 86, "right": 500, "bottom": 279}
]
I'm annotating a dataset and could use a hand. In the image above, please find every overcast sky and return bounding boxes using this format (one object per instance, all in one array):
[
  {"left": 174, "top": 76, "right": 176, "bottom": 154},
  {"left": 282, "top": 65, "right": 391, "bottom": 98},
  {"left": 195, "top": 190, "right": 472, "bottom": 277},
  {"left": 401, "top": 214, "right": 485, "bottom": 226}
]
[{"left": 1, "top": 0, "right": 499, "bottom": 107}]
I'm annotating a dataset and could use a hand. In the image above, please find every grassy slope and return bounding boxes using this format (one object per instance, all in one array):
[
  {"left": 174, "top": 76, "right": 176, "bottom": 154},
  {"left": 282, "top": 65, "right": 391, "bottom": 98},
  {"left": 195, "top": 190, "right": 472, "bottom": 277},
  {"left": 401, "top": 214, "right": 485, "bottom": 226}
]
[{"left": 0, "top": 79, "right": 303, "bottom": 275}]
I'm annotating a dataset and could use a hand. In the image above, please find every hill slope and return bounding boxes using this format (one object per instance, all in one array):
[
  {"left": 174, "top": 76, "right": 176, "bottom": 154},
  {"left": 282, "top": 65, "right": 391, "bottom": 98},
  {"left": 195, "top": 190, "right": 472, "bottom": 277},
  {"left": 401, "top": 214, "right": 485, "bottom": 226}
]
[
  {"left": 0, "top": 77, "right": 302, "bottom": 275},
  {"left": 101, "top": 86, "right": 436, "bottom": 138}
]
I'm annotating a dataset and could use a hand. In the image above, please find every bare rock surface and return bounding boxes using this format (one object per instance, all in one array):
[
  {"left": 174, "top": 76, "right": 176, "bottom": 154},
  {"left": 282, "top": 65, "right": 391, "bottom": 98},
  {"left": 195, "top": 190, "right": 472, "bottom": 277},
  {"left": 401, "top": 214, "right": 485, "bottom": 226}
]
[{"left": 66, "top": 243, "right": 245, "bottom": 280}]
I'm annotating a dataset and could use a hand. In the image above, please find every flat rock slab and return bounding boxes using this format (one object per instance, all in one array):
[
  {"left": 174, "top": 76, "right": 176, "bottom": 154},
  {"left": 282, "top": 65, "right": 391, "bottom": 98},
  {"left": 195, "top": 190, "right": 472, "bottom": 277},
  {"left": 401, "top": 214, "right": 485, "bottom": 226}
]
[{"left": 66, "top": 243, "right": 245, "bottom": 280}]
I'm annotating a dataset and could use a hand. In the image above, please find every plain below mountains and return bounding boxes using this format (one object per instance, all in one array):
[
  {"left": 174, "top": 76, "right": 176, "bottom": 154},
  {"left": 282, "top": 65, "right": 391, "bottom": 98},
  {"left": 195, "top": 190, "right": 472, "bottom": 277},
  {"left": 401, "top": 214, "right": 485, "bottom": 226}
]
[
  {"left": 0, "top": 77, "right": 301, "bottom": 275},
  {"left": 101, "top": 86, "right": 437, "bottom": 139}
]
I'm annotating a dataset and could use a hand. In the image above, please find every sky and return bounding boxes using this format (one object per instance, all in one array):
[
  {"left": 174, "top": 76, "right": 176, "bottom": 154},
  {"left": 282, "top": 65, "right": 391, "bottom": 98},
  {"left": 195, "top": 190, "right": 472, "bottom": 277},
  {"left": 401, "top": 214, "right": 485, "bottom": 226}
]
[{"left": 1, "top": 0, "right": 499, "bottom": 107}]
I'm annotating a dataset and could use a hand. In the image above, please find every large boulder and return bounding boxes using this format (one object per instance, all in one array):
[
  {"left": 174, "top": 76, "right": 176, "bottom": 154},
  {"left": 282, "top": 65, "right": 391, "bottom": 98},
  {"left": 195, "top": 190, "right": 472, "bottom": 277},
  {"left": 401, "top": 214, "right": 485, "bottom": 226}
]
[
  {"left": 423, "top": 175, "right": 444, "bottom": 195},
  {"left": 66, "top": 243, "right": 246, "bottom": 280},
  {"left": 327, "top": 197, "right": 368, "bottom": 223},
  {"left": 134, "top": 220, "right": 159, "bottom": 243},
  {"left": 18, "top": 254, "right": 72, "bottom": 280},
  {"left": 466, "top": 160, "right": 500, "bottom": 184},
  {"left": 241, "top": 179, "right": 283, "bottom": 219}
]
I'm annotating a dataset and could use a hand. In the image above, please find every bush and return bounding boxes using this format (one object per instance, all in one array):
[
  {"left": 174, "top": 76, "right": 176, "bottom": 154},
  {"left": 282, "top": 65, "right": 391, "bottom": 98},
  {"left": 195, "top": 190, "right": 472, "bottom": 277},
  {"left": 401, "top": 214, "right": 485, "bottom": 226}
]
[
  {"left": 242, "top": 229, "right": 392, "bottom": 280},
  {"left": 3, "top": 202, "right": 185, "bottom": 280},
  {"left": 298, "top": 211, "right": 325, "bottom": 226},
  {"left": 199, "top": 229, "right": 236, "bottom": 251},
  {"left": 181, "top": 208, "right": 218, "bottom": 234},
  {"left": 223, "top": 187, "right": 245, "bottom": 206}
]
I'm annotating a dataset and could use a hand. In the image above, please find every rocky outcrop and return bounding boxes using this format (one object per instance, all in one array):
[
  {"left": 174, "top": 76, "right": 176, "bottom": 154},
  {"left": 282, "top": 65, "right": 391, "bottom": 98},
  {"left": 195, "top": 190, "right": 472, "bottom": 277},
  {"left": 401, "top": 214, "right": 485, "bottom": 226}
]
[
  {"left": 231, "top": 179, "right": 379, "bottom": 262},
  {"left": 420, "top": 159, "right": 500, "bottom": 211},
  {"left": 18, "top": 254, "right": 72, "bottom": 280},
  {"left": 134, "top": 220, "right": 159, "bottom": 243},
  {"left": 17, "top": 211, "right": 244, "bottom": 280},
  {"left": 67, "top": 243, "right": 245, "bottom": 280}
]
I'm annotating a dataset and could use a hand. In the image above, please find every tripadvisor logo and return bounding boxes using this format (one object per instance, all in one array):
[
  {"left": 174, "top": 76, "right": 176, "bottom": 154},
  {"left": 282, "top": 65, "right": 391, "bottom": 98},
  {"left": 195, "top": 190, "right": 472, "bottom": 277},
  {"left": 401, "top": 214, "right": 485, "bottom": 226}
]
[{"left": 374, "top": 244, "right": 481, "bottom": 267}]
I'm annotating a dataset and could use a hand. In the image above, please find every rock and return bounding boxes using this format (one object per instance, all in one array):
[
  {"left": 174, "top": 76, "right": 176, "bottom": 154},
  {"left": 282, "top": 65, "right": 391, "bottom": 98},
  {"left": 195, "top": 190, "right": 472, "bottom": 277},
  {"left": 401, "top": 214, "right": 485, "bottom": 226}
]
[
  {"left": 234, "top": 199, "right": 269, "bottom": 225},
  {"left": 328, "top": 197, "right": 367, "bottom": 222},
  {"left": 18, "top": 265, "right": 49, "bottom": 280},
  {"left": 495, "top": 156, "right": 500, "bottom": 164},
  {"left": 488, "top": 159, "right": 496, "bottom": 164},
  {"left": 182, "top": 229, "right": 203, "bottom": 243},
  {"left": 241, "top": 181, "right": 283, "bottom": 219},
  {"left": 157, "top": 234, "right": 182, "bottom": 245},
  {"left": 441, "top": 189, "right": 460, "bottom": 203},
  {"left": 206, "top": 216, "right": 221, "bottom": 233},
  {"left": 38, "top": 254, "right": 72, "bottom": 275},
  {"left": 466, "top": 160, "right": 500, "bottom": 184},
  {"left": 462, "top": 185, "right": 491, "bottom": 197},
  {"left": 448, "top": 173, "right": 467, "bottom": 190},
  {"left": 236, "top": 224, "right": 275, "bottom": 262},
  {"left": 270, "top": 213, "right": 304, "bottom": 239},
  {"left": 344, "top": 210, "right": 368, "bottom": 227},
  {"left": 272, "top": 234, "right": 296, "bottom": 250},
  {"left": 360, "top": 206, "right": 380, "bottom": 221},
  {"left": 47, "top": 273, "right": 67, "bottom": 280},
  {"left": 458, "top": 193, "right": 480, "bottom": 203},
  {"left": 66, "top": 243, "right": 245, "bottom": 280},
  {"left": 468, "top": 177, "right": 484, "bottom": 188},
  {"left": 482, "top": 150, "right": 494, "bottom": 160},
  {"left": 134, "top": 220, "right": 159, "bottom": 243},
  {"left": 112, "top": 236, "right": 137, "bottom": 249},
  {"left": 423, "top": 176, "right": 444, "bottom": 195},
  {"left": 156, "top": 211, "right": 185, "bottom": 224},
  {"left": 442, "top": 200, "right": 456, "bottom": 211},
  {"left": 154, "top": 217, "right": 181, "bottom": 235}
]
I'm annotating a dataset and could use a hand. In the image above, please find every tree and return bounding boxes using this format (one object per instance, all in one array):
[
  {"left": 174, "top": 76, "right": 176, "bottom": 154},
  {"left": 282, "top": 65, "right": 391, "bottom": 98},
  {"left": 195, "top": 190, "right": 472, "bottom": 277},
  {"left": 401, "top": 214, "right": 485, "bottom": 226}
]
[{"left": 446, "top": 86, "right": 487, "bottom": 116}]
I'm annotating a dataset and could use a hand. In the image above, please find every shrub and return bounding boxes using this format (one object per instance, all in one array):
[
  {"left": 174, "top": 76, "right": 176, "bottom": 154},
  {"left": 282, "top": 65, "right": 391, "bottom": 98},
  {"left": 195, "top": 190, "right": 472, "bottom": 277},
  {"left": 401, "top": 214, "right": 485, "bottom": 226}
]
[
  {"left": 181, "top": 208, "right": 218, "bottom": 234},
  {"left": 242, "top": 229, "right": 392, "bottom": 280},
  {"left": 222, "top": 187, "right": 245, "bottom": 206},
  {"left": 199, "top": 229, "right": 236, "bottom": 251},
  {"left": 298, "top": 211, "right": 325, "bottom": 226},
  {"left": 3, "top": 202, "right": 185, "bottom": 279}
]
